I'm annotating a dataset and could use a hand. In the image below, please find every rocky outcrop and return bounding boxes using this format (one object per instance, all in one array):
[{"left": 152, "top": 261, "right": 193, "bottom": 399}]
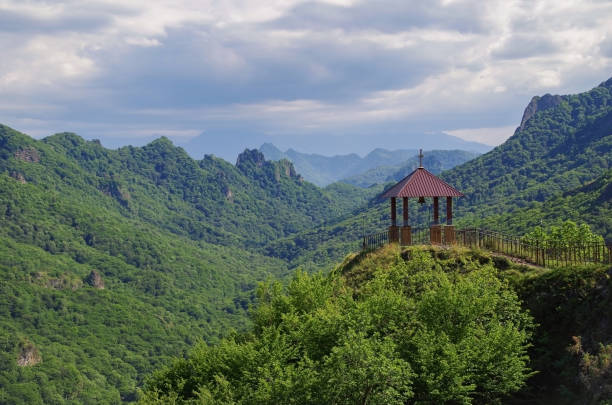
[
  {"left": 85, "top": 269, "right": 105, "bottom": 289},
  {"left": 236, "top": 149, "right": 266, "bottom": 168},
  {"left": 224, "top": 187, "right": 234, "bottom": 202},
  {"left": 519, "top": 94, "right": 564, "bottom": 130},
  {"left": 274, "top": 159, "right": 298, "bottom": 181},
  {"left": 10, "top": 171, "right": 26, "bottom": 184},
  {"left": 14, "top": 146, "right": 40, "bottom": 163},
  {"left": 17, "top": 341, "right": 41, "bottom": 367},
  {"left": 34, "top": 272, "right": 83, "bottom": 290}
]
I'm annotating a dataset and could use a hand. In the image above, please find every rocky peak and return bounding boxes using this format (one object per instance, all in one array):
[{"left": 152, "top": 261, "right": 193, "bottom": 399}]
[
  {"left": 10, "top": 171, "right": 26, "bottom": 183},
  {"left": 236, "top": 149, "right": 266, "bottom": 168},
  {"left": 520, "top": 94, "right": 563, "bottom": 130}
]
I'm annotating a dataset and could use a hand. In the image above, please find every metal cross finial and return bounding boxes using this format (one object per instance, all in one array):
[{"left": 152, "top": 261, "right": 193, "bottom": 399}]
[{"left": 418, "top": 149, "right": 424, "bottom": 168}]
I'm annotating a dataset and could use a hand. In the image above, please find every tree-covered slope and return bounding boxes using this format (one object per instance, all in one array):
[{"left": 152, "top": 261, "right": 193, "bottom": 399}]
[
  {"left": 142, "top": 245, "right": 534, "bottom": 404},
  {"left": 443, "top": 78, "right": 612, "bottom": 224},
  {"left": 0, "top": 124, "right": 363, "bottom": 404},
  {"left": 0, "top": 173, "right": 288, "bottom": 403},
  {"left": 482, "top": 169, "right": 612, "bottom": 240}
]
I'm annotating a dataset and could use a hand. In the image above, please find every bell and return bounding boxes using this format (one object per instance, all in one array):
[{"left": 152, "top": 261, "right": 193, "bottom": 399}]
[{"left": 418, "top": 196, "right": 425, "bottom": 204}]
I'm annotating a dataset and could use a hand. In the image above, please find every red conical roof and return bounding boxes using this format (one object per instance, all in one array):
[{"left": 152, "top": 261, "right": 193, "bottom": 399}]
[{"left": 382, "top": 167, "right": 464, "bottom": 198}]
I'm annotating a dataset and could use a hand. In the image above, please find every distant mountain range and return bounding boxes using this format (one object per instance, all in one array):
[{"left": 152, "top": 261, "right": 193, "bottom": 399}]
[
  {"left": 181, "top": 130, "right": 492, "bottom": 163},
  {"left": 259, "top": 144, "right": 479, "bottom": 187},
  {"left": 342, "top": 149, "right": 480, "bottom": 187},
  {"left": 259, "top": 144, "right": 417, "bottom": 186}
]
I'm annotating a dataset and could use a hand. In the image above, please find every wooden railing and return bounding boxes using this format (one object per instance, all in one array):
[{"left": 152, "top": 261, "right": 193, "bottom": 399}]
[{"left": 362, "top": 226, "right": 612, "bottom": 267}]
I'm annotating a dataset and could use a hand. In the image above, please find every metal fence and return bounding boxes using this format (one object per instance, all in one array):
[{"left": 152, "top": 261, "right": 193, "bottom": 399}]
[
  {"left": 362, "top": 226, "right": 612, "bottom": 267},
  {"left": 362, "top": 229, "right": 389, "bottom": 252},
  {"left": 456, "top": 228, "right": 612, "bottom": 267}
]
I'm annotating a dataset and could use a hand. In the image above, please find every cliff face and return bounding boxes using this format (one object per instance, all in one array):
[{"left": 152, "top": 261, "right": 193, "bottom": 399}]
[{"left": 519, "top": 93, "right": 564, "bottom": 130}]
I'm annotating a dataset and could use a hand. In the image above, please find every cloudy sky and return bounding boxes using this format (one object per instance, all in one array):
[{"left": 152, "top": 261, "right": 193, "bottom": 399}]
[{"left": 1, "top": 0, "right": 611, "bottom": 158}]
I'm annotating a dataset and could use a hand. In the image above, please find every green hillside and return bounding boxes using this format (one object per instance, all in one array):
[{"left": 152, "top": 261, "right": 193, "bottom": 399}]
[
  {"left": 141, "top": 245, "right": 535, "bottom": 404},
  {"left": 142, "top": 244, "right": 612, "bottom": 404},
  {"left": 444, "top": 78, "right": 612, "bottom": 231},
  {"left": 482, "top": 169, "right": 612, "bottom": 240},
  {"left": 0, "top": 124, "right": 367, "bottom": 404}
]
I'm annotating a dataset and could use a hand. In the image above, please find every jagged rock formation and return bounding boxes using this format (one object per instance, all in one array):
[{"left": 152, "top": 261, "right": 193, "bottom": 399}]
[
  {"left": 10, "top": 171, "right": 26, "bottom": 183},
  {"left": 85, "top": 269, "right": 105, "bottom": 289},
  {"left": 519, "top": 94, "right": 564, "bottom": 130},
  {"left": 236, "top": 149, "right": 265, "bottom": 168},
  {"left": 34, "top": 272, "right": 83, "bottom": 290}
]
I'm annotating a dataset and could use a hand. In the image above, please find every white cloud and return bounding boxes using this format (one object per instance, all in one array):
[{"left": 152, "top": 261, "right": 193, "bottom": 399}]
[{"left": 0, "top": 0, "right": 611, "bottom": 151}]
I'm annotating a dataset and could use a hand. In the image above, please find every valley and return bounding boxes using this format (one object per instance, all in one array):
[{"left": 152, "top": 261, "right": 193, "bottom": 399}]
[{"left": 0, "top": 77, "right": 611, "bottom": 404}]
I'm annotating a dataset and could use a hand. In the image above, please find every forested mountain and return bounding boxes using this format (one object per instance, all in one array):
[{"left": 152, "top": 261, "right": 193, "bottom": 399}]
[
  {"left": 445, "top": 78, "right": 612, "bottom": 231},
  {"left": 482, "top": 169, "right": 612, "bottom": 240},
  {"left": 342, "top": 149, "right": 480, "bottom": 187},
  {"left": 268, "top": 78, "right": 612, "bottom": 268},
  {"left": 0, "top": 124, "right": 372, "bottom": 403}
]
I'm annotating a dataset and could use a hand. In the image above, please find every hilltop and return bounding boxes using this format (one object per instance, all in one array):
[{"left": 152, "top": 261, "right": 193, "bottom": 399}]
[
  {"left": 142, "top": 244, "right": 612, "bottom": 403},
  {"left": 141, "top": 245, "right": 535, "bottom": 404}
]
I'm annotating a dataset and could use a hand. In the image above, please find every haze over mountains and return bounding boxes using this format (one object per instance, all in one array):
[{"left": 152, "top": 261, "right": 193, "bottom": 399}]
[
  {"left": 259, "top": 144, "right": 480, "bottom": 187},
  {"left": 182, "top": 130, "right": 491, "bottom": 163}
]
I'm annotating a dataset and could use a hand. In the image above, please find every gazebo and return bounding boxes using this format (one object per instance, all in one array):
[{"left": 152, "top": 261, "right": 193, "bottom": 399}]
[{"left": 381, "top": 150, "right": 464, "bottom": 245}]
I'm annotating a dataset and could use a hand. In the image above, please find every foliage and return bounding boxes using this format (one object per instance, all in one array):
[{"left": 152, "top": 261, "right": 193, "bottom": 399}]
[
  {"left": 522, "top": 220, "right": 604, "bottom": 247},
  {"left": 568, "top": 337, "right": 612, "bottom": 404},
  {"left": 480, "top": 170, "right": 612, "bottom": 240},
  {"left": 142, "top": 246, "right": 534, "bottom": 404},
  {"left": 1, "top": 124, "right": 362, "bottom": 403},
  {"left": 509, "top": 262, "right": 612, "bottom": 403}
]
